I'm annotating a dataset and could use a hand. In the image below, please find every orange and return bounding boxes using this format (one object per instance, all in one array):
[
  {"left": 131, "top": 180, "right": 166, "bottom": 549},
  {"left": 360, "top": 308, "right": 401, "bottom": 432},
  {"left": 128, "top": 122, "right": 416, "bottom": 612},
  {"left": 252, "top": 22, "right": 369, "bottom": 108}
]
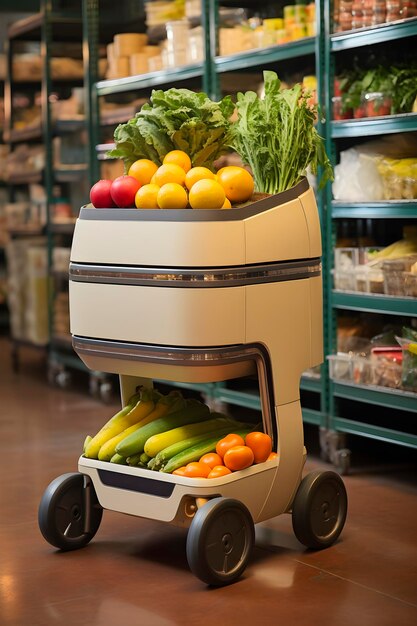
[
  {"left": 172, "top": 466, "right": 187, "bottom": 476},
  {"left": 135, "top": 183, "right": 160, "bottom": 209},
  {"left": 151, "top": 163, "right": 186, "bottom": 187},
  {"left": 207, "top": 465, "right": 232, "bottom": 479},
  {"left": 221, "top": 197, "right": 232, "bottom": 209},
  {"left": 245, "top": 432, "right": 273, "bottom": 464},
  {"left": 216, "top": 433, "right": 245, "bottom": 459},
  {"left": 199, "top": 452, "right": 223, "bottom": 469},
  {"left": 128, "top": 159, "right": 158, "bottom": 185},
  {"left": 157, "top": 183, "right": 188, "bottom": 209},
  {"left": 185, "top": 167, "right": 215, "bottom": 191},
  {"left": 223, "top": 445, "right": 254, "bottom": 471},
  {"left": 217, "top": 166, "right": 254, "bottom": 203},
  {"left": 163, "top": 150, "right": 192, "bottom": 173},
  {"left": 189, "top": 179, "right": 226, "bottom": 210},
  {"left": 183, "top": 462, "right": 211, "bottom": 478},
  {"left": 267, "top": 452, "right": 278, "bottom": 461}
]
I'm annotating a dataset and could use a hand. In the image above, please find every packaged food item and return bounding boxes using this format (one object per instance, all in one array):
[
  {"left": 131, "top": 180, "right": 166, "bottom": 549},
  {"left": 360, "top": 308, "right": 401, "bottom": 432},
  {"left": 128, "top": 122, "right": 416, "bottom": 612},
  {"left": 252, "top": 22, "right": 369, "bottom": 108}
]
[
  {"left": 333, "top": 95, "right": 352, "bottom": 120},
  {"left": 363, "top": 91, "right": 392, "bottom": 117},
  {"left": 382, "top": 255, "right": 417, "bottom": 296},
  {"left": 370, "top": 347, "right": 403, "bottom": 388},
  {"left": 396, "top": 332, "right": 417, "bottom": 391}
]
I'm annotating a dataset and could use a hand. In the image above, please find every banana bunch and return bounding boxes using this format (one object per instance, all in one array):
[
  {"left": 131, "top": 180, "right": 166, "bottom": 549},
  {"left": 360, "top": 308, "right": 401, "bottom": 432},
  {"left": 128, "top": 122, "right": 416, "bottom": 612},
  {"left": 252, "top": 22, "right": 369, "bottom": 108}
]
[{"left": 83, "top": 388, "right": 185, "bottom": 461}]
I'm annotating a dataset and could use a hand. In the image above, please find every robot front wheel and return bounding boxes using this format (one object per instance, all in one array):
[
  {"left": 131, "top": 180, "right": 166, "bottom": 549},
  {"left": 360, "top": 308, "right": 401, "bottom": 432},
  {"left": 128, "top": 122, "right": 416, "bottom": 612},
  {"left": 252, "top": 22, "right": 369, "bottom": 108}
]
[
  {"left": 292, "top": 470, "right": 348, "bottom": 550},
  {"left": 186, "top": 497, "right": 255, "bottom": 586},
  {"left": 38, "top": 472, "right": 103, "bottom": 551}
]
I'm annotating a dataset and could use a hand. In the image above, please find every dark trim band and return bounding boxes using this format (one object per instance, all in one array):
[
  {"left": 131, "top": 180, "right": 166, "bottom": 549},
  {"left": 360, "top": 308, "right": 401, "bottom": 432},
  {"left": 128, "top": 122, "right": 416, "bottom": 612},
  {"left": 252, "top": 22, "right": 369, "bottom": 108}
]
[
  {"left": 69, "top": 258, "right": 321, "bottom": 288},
  {"left": 97, "top": 469, "right": 175, "bottom": 497},
  {"left": 79, "top": 177, "right": 310, "bottom": 222}
]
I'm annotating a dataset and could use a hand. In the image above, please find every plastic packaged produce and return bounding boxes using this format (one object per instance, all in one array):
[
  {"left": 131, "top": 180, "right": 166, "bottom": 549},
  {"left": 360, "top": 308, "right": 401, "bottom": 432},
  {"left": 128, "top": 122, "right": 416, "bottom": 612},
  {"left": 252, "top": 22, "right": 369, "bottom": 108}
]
[
  {"left": 332, "top": 148, "right": 384, "bottom": 201},
  {"left": 396, "top": 331, "right": 417, "bottom": 391}
]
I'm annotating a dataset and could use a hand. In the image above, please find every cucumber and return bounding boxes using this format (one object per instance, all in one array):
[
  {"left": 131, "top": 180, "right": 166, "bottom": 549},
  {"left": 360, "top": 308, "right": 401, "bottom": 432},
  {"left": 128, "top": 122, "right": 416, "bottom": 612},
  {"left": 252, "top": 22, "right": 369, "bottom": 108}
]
[
  {"left": 144, "top": 416, "right": 238, "bottom": 458},
  {"left": 115, "top": 399, "right": 210, "bottom": 458},
  {"left": 110, "top": 453, "right": 128, "bottom": 464},
  {"left": 161, "top": 428, "right": 252, "bottom": 474},
  {"left": 152, "top": 423, "right": 243, "bottom": 470}
]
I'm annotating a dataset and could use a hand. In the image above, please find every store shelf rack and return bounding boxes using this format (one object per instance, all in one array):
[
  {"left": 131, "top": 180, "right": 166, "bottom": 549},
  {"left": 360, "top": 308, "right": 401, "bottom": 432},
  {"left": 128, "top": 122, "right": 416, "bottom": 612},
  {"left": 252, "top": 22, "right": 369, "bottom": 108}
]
[
  {"left": 3, "top": 2, "right": 105, "bottom": 394},
  {"left": 323, "top": 3, "right": 417, "bottom": 470}
]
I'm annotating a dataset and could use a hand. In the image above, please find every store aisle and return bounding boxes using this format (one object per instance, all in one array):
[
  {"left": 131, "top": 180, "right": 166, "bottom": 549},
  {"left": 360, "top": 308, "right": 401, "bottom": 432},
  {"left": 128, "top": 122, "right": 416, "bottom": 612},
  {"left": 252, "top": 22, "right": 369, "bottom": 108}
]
[{"left": 0, "top": 338, "right": 416, "bottom": 626}]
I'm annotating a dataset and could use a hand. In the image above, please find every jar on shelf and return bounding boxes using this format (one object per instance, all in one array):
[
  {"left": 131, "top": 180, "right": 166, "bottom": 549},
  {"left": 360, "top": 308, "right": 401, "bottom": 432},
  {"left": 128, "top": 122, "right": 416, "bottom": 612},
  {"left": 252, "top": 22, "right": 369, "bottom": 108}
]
[
  {"left": 332, "top": 96, "right": 353, "bottom": 120},
  {"left": 386, "top": 0, "right": 402, "bottom": 20},
  {"left": 351, "top": 0, "right": 365, "bottom": 28},
  {"left": 364, "top": 91, "right": 392, "bottom": 117}
]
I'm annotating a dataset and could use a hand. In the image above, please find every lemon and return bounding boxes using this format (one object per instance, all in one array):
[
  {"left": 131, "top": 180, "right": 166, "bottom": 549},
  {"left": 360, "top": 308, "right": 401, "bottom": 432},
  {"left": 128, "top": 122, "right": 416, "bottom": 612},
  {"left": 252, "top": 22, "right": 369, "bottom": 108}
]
[
  {"left": 157, "top": 183, "right": 188, "bottom": 209},
  {"left": 221, "top": 197, "right": 232, "bottom": 209},
  {"left": 128, "top": 159, "right": 158, "bottom": 185},
  {"left": 152, "top": 163, "right": 186, "bottom": 187},
  {"left": 189, "top": 179, "right": 226, "bottom": 210},
  {"left": 185, "top": 167, "right": 215, "bottom": 191},
  {"left": 135, "top": 184, "right": 160, "bottom": 209},
  {"left": 163, "top": 150, "right": 192, "bottom": 173}
]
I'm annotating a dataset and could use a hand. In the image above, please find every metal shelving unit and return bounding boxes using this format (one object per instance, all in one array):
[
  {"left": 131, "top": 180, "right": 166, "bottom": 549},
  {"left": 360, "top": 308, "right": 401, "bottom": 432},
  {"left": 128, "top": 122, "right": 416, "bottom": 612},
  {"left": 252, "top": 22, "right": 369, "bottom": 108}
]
[
  {"left": 323, "top": 4, "right": 417, "bottom": 471},
  {"left": 3, "top": 2, "right": 97, "bottom": 390}
]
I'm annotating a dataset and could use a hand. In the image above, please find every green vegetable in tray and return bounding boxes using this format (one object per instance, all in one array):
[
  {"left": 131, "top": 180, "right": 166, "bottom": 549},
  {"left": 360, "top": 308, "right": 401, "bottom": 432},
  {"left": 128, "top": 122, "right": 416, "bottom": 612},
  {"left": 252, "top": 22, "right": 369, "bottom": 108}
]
[
  {"left": 228, "top": 70, "right": 333, "bottom": 194},
  {"left": 107, "top": 88, "right": 234, "bottom": 171}
]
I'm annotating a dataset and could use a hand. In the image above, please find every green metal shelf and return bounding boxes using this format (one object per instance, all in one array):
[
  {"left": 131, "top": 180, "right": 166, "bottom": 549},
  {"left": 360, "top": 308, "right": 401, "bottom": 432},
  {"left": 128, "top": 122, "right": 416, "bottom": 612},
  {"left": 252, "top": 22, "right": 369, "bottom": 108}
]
[
  {"left": 214, "top": 37, "right": 315, "bottom": 73},
  {"left": 8, "top": 11, "right": 83, "bottom": 41},
  {"left": 331, "top": 201, "right": 417, "bottom": 219},
  {"left": 332, "top": 290, "right": 417, "bottom": 316},
  {"left": 331, "top": 113, "right": 417, "bottom": 137},
  {"left": 49, "top": 220, "right": 76, "bottom": 235},
  {"left": 54, "top": 166, "right": 87, "bottom": 183},
  {"left": 96, "top": 64, "right": 204, "bottom": 96},
  {"left": 301, "top": 408, "right": 324, "bottom": 425},
  {"left": 330, "top": 16, "right": 417, "bottom": 51},
  {"left": 333, "top": 380, "right": 417, "bottom": 413},
  {"left": 5, "top": 171, "right": 43, "bottom": 185},
  {"left": 4, "top": 126, "right": 42, "bottom": 143},
  {"left": 300, "top": 375, "right": 322, "bottom": 393},
  {"left": 332, "top": 416, "right": 417, "bottom": 448}
]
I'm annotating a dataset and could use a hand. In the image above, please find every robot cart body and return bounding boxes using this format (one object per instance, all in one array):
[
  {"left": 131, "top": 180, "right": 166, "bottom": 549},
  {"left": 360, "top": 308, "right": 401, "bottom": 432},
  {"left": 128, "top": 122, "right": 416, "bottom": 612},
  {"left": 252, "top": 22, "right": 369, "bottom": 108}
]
[{"left": 39, "top": 179, "right": 347, "bottom": 585}]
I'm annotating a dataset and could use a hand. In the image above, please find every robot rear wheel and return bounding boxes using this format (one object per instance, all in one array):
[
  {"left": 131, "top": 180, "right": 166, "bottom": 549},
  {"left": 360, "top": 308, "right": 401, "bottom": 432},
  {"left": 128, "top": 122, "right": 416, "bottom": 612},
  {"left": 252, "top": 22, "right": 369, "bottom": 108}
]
[
  {"left": 186, "top": 497, "right": 255, "bottom": 586},
  {"left": 292, "top": 470, "right": 347, "bottom": 550}
]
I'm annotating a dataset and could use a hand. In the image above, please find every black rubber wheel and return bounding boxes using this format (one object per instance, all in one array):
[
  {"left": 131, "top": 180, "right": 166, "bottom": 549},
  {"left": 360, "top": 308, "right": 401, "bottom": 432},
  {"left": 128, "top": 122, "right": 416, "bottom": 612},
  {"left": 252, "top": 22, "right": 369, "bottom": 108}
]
[
  {"left": 38, "top": 473, "right": 103, "bottom": 551},
  {"left": 186, "top": 497, "right": 255, "bottom": 586},
  {"left": 292, "top": 470, "right": 347, "bottom": 550}
]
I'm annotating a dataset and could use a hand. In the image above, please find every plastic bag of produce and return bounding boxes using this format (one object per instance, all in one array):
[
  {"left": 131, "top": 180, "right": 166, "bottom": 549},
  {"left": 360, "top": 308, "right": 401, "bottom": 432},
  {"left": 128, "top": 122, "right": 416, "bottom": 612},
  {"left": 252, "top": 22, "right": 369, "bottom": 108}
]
[
  {"left": 332, "top": 148, "right": 384, "bottom": 201},
  {"left": 396, "top": 329, "right": 417, "bottom": 392}
]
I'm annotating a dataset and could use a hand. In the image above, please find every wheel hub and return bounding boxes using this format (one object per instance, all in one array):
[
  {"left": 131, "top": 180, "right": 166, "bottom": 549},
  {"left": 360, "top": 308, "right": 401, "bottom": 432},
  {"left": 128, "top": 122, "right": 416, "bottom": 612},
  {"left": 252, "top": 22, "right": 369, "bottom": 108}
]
[
  {"left": 71, "top": 504, "right": 82, "bottom": 521},
  {"left": 222, "top": 533, "right": 233, "bottom": 554}
]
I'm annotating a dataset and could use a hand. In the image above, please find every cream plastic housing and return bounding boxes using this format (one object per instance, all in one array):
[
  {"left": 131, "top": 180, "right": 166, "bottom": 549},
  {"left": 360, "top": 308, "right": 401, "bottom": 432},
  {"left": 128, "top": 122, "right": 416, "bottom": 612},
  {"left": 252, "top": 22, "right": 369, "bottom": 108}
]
[
  {"left": 71, "top": 179, "right": 322, "bottom": 524},
  {"left": 70, "top": 180, "right": 320, "bottom": 267}
]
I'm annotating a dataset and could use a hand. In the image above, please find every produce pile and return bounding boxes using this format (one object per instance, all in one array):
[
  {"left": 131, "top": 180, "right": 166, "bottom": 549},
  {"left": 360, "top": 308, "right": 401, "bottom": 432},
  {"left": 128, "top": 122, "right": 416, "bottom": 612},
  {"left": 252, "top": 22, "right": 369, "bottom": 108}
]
[
  {"left": 89, "top": 71, "right": 332, "bottom": 209},
  {"left": 83, "top": 388, "right": 276, "bottom": 478}
]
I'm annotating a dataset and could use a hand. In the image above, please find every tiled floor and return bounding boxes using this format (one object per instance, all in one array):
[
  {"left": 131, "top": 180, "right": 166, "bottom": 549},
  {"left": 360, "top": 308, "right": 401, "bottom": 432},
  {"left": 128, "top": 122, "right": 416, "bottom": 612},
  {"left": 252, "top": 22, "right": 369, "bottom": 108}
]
[{"left": 1, "top": 338, "right": 416, "bottom": 626}]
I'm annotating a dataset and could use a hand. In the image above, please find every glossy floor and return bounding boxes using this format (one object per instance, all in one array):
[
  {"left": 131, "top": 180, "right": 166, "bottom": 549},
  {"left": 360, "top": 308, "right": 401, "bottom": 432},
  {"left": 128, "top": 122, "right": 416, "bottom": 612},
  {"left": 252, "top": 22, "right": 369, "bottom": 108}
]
[{"left": 0, "top": 339, "right": 416, "bottom": 626}]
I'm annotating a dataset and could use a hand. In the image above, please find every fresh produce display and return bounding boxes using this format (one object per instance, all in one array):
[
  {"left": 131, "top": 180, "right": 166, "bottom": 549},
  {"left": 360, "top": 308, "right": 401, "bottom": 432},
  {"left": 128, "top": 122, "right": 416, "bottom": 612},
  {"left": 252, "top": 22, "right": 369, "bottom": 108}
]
[
  {"left": 106, "top": 87, "right": 234, "bottom": 171},
  {"left": 88, "top": 73, "right": 332, "bottom": 209},
  {"left": 82, "top": 390, "right": 276, "bottom": 478},
  {"left": 228, "top": 71, "right": 333, "bottom": 193},
  {"left": 335, "top": 64, "right": 417, "bottom": 120},
  {"left": 84, "top": 388, "right": 184, "bottom": 459}
]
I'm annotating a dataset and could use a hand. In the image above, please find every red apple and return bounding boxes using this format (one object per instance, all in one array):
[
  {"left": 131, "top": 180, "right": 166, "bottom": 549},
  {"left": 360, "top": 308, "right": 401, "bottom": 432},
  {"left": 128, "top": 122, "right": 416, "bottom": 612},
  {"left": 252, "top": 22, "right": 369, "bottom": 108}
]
[
  {"left": 89, "top": 179, "right": 116, "bottom": 208},
  {"left": 110, "top": 175, "right": 141, "bottom": 208}
]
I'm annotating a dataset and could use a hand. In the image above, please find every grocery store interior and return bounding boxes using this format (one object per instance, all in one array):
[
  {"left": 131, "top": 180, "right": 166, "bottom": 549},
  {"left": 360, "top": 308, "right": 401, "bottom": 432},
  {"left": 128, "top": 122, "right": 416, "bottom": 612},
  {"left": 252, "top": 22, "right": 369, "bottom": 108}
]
[{"left": 0, "top": 1, "right": 416, "bottom": 625}]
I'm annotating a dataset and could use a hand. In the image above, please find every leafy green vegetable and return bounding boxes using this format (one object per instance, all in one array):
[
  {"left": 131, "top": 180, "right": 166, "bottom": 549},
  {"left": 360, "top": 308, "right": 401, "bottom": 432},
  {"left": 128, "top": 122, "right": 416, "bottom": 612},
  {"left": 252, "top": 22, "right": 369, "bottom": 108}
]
[
  {"left": 228, "top": 71, "right": 333, "bottom": 194},
  {"left": 107, "top": 88, "right": 234, "bottom": 171}
]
